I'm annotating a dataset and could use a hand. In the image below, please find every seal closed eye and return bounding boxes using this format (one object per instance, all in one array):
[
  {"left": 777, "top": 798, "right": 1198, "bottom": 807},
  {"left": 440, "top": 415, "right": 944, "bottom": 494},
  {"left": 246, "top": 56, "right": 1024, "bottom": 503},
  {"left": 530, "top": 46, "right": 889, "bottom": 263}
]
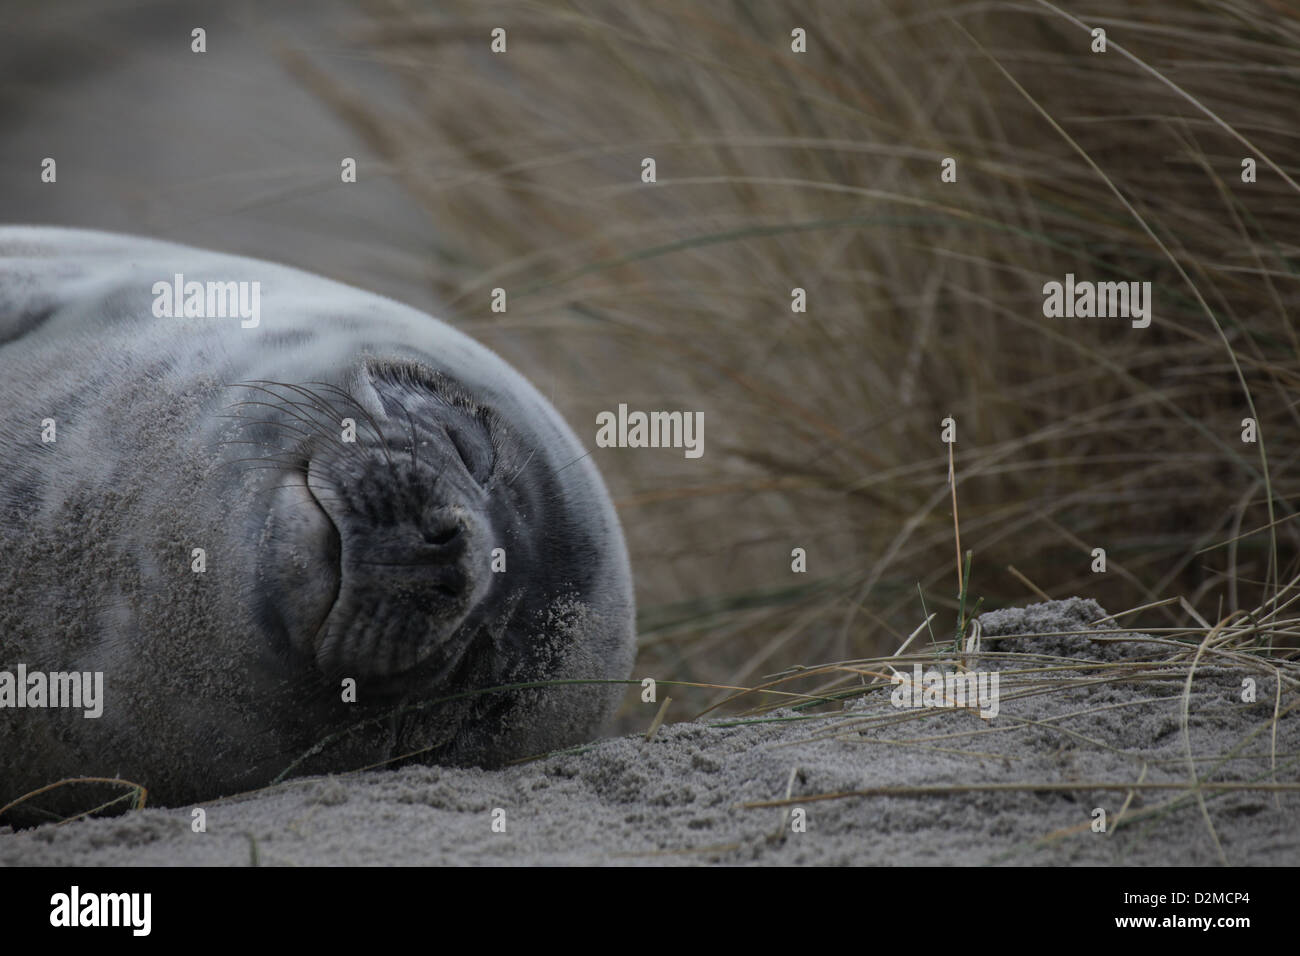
[{"left": 0, "top": 226, "right": 636, "bottom": 824}]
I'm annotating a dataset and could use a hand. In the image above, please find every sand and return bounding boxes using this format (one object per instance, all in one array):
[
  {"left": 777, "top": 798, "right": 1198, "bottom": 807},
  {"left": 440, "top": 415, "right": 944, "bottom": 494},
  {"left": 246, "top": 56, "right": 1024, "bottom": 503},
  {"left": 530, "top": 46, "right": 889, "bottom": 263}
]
[{"left": 3, "top": 598, "right": 1297, "bottom": 866}]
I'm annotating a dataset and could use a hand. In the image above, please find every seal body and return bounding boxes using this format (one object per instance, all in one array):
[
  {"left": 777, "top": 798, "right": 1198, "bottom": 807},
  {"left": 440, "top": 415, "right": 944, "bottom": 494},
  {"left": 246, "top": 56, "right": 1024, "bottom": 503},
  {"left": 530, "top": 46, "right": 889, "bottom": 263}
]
[{"left": 0, "top": 226, "right": 635, "bottom": 823}]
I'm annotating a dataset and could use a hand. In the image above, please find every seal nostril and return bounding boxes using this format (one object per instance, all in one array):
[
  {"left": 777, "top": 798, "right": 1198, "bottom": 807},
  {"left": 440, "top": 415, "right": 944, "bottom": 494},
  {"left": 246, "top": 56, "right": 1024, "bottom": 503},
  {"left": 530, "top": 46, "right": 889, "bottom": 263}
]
[{"left": 423, "top": 525, "right": 460, "bottom": 546}]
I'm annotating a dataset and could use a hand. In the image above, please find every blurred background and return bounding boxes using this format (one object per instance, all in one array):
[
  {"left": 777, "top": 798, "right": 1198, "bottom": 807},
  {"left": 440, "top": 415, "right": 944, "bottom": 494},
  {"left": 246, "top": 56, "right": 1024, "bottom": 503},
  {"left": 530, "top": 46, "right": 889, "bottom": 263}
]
[{"left": 4, "top": 0, "right": 1299, "bottom": 722}]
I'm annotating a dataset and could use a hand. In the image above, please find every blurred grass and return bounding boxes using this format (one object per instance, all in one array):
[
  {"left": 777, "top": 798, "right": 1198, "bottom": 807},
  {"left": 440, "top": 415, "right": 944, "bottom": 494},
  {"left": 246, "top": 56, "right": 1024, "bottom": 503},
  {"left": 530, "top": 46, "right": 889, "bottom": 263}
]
[{"left": 301, "top": 0, "right": 1300, "bottom": 718}]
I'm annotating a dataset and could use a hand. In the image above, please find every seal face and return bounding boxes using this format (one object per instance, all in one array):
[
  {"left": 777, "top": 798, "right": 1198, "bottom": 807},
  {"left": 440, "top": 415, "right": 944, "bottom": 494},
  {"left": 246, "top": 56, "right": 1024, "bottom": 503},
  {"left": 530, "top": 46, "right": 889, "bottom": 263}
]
[
  {"left": 254, "top": 368, "right": 504, "bottom": 682},
  {"left": 0, "top": 227, "right": 635, "bottom": 824}
]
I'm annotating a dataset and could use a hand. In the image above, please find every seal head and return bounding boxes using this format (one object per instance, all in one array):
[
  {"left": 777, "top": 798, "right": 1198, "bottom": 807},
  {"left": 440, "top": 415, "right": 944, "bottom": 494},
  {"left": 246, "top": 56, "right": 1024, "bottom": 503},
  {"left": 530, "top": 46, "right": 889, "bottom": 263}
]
[{"left": 257, "top": 366, "right": 505, "bottom": 683}]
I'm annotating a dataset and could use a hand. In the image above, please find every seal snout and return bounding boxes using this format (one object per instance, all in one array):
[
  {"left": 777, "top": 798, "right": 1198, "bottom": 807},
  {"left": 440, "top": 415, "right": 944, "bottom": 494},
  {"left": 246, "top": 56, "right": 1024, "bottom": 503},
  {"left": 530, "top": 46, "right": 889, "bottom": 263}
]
[
  {"left": 296, "top": 428, "right": 496, "bottom": 681},
  {"left": 247, "top": 366, "right": 512, "bottom": 683},
  {"left": 331, "top": 499, "right": 481, "bottom": 604}
]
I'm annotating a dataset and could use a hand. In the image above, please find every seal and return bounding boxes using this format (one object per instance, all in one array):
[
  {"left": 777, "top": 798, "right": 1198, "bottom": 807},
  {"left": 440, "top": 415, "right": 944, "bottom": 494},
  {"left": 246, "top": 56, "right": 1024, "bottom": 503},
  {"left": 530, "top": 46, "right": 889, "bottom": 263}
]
[{"left": 0, "top": 226, "right": 635, "bottom": 825}]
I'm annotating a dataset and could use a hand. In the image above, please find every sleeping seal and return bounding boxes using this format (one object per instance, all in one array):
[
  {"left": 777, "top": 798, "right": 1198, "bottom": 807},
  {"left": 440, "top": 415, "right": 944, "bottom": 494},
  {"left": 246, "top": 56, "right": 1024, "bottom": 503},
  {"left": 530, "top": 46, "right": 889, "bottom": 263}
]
[{"left": 0, "top": 226, "right": 635, "bottom": 825}]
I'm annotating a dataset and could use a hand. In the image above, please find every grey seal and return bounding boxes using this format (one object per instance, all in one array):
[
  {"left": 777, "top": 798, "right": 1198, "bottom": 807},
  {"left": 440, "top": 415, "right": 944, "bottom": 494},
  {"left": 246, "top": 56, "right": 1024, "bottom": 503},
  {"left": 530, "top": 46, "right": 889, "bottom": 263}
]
[{"left": 0, "top": 226, "right": 635, "bottom": 825}]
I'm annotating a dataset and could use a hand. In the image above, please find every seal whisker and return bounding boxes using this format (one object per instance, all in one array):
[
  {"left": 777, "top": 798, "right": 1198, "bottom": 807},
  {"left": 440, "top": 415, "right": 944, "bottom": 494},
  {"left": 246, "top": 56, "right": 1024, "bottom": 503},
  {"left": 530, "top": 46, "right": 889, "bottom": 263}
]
[
  {"left": 503, "top": 447, "right": 539, "bottom": 488},
  {"left": 231, "top": 384, "right": 371, "bottom": 469},
  {"left": 276, "top": 382, "right": 355, "bottom": 437},
  {"left": 243, "top": 482, "right": 349, "bottom": 512},
  {"left": 402, "top": 405, "right": 421, "bottom": 471},
  {"left": 224, "top": 392, "right": 345, "bottom": 444},
  {"left": 213, "top": 456, "right": 356, "bottom": 501},
  {"left": 554, "top": 449, "right": 594, "bottom": 474},
  {"left": 254, "top": 380, "right": 379, "bottom": 471},
  {"left": 217, "top": 420, "right": 317, "bottom": 448},
  {"left": 305, "top": 380, "right": 393, "bottom": 460},
  {"left": 218, "top": 417, "right": 362, "bottom": 475}
]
